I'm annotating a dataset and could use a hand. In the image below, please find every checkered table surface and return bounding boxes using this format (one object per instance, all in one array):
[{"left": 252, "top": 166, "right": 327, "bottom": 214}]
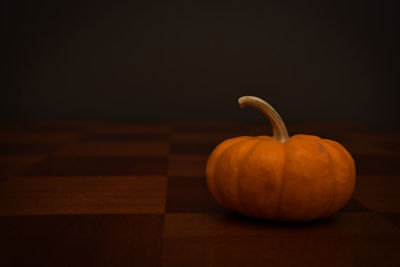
[{"left": 0, "top": 121, "right": 399, "bottom": 266}]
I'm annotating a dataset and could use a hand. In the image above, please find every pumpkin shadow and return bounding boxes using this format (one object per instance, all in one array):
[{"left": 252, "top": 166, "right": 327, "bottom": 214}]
[{"left": 220, "top": 211, "right": 336, "bottom": 229}]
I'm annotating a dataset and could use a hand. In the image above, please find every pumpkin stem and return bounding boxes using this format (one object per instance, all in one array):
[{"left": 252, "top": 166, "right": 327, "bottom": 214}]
[{"left": 238, "top": 96, "right": 290, "bottom": 143}]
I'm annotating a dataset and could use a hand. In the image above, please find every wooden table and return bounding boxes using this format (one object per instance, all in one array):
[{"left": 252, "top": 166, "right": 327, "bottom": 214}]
[{"left": 1, "top": 121, "right": 399, "bottom": 266}]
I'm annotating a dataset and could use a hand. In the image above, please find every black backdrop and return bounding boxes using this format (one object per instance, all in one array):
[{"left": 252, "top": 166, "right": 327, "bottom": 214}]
[{"left": 3, "top": 0, "right": 399, "bottom": 125}]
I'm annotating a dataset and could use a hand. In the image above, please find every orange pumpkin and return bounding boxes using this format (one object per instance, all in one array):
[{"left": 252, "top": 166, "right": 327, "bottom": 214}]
[{"left": 206, "top": 96, "right": 356, "bottom": 222}]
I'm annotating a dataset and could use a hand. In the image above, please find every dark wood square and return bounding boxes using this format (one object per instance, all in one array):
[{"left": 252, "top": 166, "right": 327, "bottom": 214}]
[
  {"left": 0, "top": 142, "right": 62, "bottom": 156},
  {"left": 86, "top": 123, "right": 170, "bottom": 135},
  {"left": 341, "top": 198, "right": 371, "bottom": 212},
  {"left": 0, "top": 214, "right": 163, "bottom": 267},
  {"left": 20, "top": 156, "right": 168, "bottom": 176},
  {"left": 171, "top": 143, "right": 216, "bottom": 154},
  {"left": 171, "top": 131, "right": 242, "bottom": 144},
  {"left": 55, "top": 141, "right": 169, "bottom": 156},
  {"left": 166, "top": 176, "right": 227, "bottom": 213},
  {"left": 0, "top": 156, "right": 44, "bottom": 179},
  {"left": 81, "top": 123, "right": 170, "bottom": 142},
  {"left": 378, "top": 212, "right": 400, "bottom": 228},
  {"left": 168, "top": 155, "right": 208, "bottom": 177},
  {"left": 354, "top": 175, "right": 400, "bottom": 212},
  {"left": 172, "top": 121, "right": 241, "bottom": 133},
  {"left": 0, "top": 129, "right": 81, "bottom": 143},
  {"left": 81, "top": 132, "right": 169, "bottom": 141},
  {"left": 354, "top": 154, "right": 400, "bottom": 175}
]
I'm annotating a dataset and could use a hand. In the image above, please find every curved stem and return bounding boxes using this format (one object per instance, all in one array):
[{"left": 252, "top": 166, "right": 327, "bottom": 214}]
[{"left": 238, "top": 96, "right": 290, "bottom": 143}]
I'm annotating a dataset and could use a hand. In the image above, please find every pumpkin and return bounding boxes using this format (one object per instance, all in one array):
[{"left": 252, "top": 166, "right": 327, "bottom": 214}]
[{"left": 206, "top": 96, "right": 356, "bottom": 222}]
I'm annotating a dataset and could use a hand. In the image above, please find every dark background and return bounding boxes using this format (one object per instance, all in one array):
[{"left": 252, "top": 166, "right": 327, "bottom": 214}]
[{"left": 3, "top": 0, "right": 399, "bottom": 125}]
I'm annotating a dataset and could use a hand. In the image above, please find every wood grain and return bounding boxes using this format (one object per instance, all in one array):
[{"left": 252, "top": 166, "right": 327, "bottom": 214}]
[
  {"left": 0, "top": 121, "right": 399, "bottom": 267},
  {"left": 55, "top": 141, "right": 169, "bottom": 156},
  {"left": 0, "top": 176, "right": 167, "bottom": 215},
  {"left": 0, "top": 214, "right": 163, "bottom": 267},
  {"left": 163, "top": 212, "right": 400, "bottom": 267}
]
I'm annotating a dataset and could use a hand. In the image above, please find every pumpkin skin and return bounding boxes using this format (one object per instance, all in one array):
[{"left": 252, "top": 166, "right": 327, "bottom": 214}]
[{"left": 206, "top": 131, "right": 356, "bottom": 222}]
